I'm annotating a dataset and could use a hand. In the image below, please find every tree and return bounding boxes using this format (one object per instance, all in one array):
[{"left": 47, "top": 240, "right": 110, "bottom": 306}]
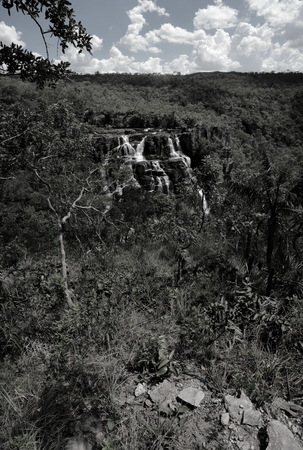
[
  {"left": 0, "top": 0, "right": 92, "bottom": 87},
  {"left": 228, "top": 148, "right": 303, "bottom": 296},
  {"left": 0, "top": 101, "right": 110, "bottom": 307}
]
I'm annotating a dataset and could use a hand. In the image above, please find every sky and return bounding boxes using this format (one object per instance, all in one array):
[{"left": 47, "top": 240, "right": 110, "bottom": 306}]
[{"left": 1, "top": 0, "right": 303, "bottom": 74}]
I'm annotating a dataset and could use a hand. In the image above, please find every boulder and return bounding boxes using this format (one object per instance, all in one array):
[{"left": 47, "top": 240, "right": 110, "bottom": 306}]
[
  {"left": 149, "top": 379, "right": 178, "bottom": 406},
  {"left": 177, "top": 387, "right": 205, "bottom": 408},
  {"left": 224, "top": 392, "right": 253, "bottom": 423},
  {"left": 267, "top": 420, "right": 303, "bottom": 450}
]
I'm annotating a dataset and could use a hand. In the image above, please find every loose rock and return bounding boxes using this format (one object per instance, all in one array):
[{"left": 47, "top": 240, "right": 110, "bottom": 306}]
[
  {"left": 177, "top": 387, "right": 205, "bottom": 407},
  {"left": 65, "top": 436, "right": 92, "bottom": 450},
  {"left": 225, "top": 392, "right": 253, "bottom": 423},
  {"left": 135, "top": 383, "right": 146, "bottom": 397},
  {"left": 243, "top": 409, "right": 262, "bottom": 427},
  {"left": 149, "top": 379, "right": 178, "bottom": 404},
  {"left": 221, "top": 412, "right": 230, "bottom": 426},
  {"left": 267, "top": 419, "right": 303, "bottom": 450}
]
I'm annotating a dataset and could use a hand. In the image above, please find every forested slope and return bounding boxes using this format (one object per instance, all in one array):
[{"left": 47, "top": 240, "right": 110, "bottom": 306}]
[{"left": 1, "top": 72, "right": 303, "bottom": 449}]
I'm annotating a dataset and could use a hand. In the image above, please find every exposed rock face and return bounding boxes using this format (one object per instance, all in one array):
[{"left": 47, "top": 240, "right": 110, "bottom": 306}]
[
  {"left": 178, "top": 123, "right": 231, "bottom": 165},
  {"left": 92, "top": 130, "right": 193, "bottom": 196},
  {"left": 91, "top": 123, "right": 229, "bottom": 201},
  {"left": 267, "top": 420, "right": 303, "bottom": 450}
]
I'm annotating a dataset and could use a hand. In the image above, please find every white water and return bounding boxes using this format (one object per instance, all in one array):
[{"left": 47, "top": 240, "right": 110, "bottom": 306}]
[
  {"left": 161, "top": 175, "right": 170, "bottom": 194},
  {"left": 113, "top": 133, "right": 209, "bottom": 213},
  {"left": 135, "top": 137, "right": 146, "bottom": 161},
  {"left": 174, "top": 137, "right": 209, "bottom": 215},
  {"left": 198, "top": 189, "right": 210, "bottom": 216},
  {"left": 168, "top": 137, "right": 179, "bottom": 158},
  {"left": 176, "top": 137, "right": 191, "bottom": 168},
  {"left": 115, "top": 135, "right": 136, "bottom": 157}
]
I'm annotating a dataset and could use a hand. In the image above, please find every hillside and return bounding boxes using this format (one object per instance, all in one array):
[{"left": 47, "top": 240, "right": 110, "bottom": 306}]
[{"left": 1, "top": 72, "right": 303, "bottom": 449}]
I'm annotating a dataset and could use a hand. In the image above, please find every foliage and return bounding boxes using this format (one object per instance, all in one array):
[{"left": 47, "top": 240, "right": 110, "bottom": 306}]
[
  {"left": 0, "top": 0, "right": 92, "bottom": 87},
  {"left": 136, "top": 335, "right": 179, "bottom": 378},
  {"left": 1, "top": 71, "right": 303, "bottom": 447}
]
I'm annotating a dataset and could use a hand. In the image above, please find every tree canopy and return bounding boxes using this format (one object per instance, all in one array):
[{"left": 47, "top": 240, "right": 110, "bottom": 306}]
[{"left": 0, "top": 0, "right": 92, "bottom": 87}]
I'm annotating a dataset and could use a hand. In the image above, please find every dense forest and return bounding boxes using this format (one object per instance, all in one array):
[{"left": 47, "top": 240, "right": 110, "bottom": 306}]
[{"left": 1, "top": 71, "right": 303, "bottom": 449}]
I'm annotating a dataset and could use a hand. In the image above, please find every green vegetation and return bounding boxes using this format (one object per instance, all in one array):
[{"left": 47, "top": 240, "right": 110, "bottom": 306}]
[
  {"left": 0, "top": 0, "right": 92, "bottom": 87},
  {"left": 1, "top": 71, "right": 303, "bottom": 449}
]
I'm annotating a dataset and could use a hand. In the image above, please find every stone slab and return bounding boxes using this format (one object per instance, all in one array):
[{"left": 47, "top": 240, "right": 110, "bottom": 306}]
[
  {"left": 267, "top": 420, "right": 303, "bottom": 450},
  {"left": 177, "top": 387, "right": 205, "bottom": 407}
]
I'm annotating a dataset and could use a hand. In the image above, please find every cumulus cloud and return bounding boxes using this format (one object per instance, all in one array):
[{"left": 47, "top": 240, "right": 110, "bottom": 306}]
[
  {"left": 246, "top": 0, "right": 303, "bottom": 28},
  {"left": 194, "top": 29, "right": 241, "bottom": 70},
  {"left": 193, "top": 0, "right": 238, "bottom": 30},
  {"left": 118, "top": 0, "right": 169, "bottom": 52},
  {"left": 246, "top": 0, "right": 303, "bottom": 49},
  {"left": 132, "top": 56, "right": 164, "bottom": 73},
  {"left": 233, "top": 22, "right": 274, "bottom": 56},
  {"left": 54, "top": 0, "right": 303, "bottom": 75},
  {"left": 155, "top": 23, "right": 206, "bottom": 45},
  {"left": 261, "top": 43, "right": 303, "bottom": 71},
  {"left": 91, "top": 35, "right": 103, "bottom": 51},
  {"left": 0, "top": 21, "right": 26, "bottom": 47},
  {"left": 153, "top": 24, "right": 240, "bottom": 71}
]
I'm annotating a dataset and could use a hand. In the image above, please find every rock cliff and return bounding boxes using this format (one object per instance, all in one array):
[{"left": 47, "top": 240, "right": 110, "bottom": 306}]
[{"left": 91, "top": 122, "right": 231, "bottom": 198}]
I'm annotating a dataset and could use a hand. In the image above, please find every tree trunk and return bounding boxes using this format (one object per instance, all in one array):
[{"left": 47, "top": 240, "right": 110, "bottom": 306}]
[
  {"left": 58, "top": 219, "right": 74, "bottom": 308},
  {"left": 266, "top": 213, "right": 277, "bottom": 296}
]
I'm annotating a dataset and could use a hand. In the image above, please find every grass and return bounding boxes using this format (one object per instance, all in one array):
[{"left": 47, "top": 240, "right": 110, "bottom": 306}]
[{"left": 1, "top": 245, "right": 303, "bottom": 449}]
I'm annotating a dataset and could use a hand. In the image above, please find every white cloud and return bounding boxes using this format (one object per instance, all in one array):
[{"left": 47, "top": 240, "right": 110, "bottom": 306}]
[
  {"left": 237, "top": 35, "right": 272, "bottom": 55},
  {"left": 246, "top": 0, "right": 303, "bottom": 28},
  {"left": 194, "top": 0, "right": 238, "bottom": 30},
  {"left": 261, "top": 43, "right": 303, "bottom": 71},
  {"left": 164, "top": 54, "right": 199, "bottom": 74},
  {"left": 154, "top": 24, "right": 240, "bottom": 71},
  {"left": 91, "top": 35, "right": 103, "bottom": 51},
  {"left": 132, "top": 56, "right": 164, "bottom": 73},
  {"left": 155, "top": 23, "right": 207, "bottom": 45},
  {"left": 233, "top": 22, "right": 274, "bottom": 56},
  {"left": 118, "top": 0, "right": 169, "bottom": 52},
  {"left": 194, "top": 29, "right": 241, "bottom": 70},
  {"left": 0, "top": 21, "right": 26, "bottom": 47},
  {"left": 54, "top": 0, "right": 303, "bottom": 75},
  {"left": 246, "top": 0, "right": 303, "bottom": 49}
]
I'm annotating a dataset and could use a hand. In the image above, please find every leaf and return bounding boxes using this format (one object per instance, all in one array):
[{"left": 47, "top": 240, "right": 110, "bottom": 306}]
[
  {"left": 168, "top": 349, "right": 175, "bottom": 360},
  {"left": 177, "top": 406, "right": 189, "bottom": 414},
  {"left": 157, "top": 358, "right": 170, "bottom": 370},
  {"left": 156, "top": 366, "right": 168, "bottom": 377},
  {"left": 170, "top": 365, "right": 178, "bottom": 377},
  {"left": 160, "top": 405, "right": 174, "bottom": 415},
  {"left": 179, "top": 415, "right": 188, "bottom": 429},
  {"left": 107, "top": 419, "right": 115, "bottom": 431}
]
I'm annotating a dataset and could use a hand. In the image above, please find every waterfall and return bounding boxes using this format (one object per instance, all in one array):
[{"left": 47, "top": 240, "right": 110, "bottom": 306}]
[
  {"left": 176, "top": 137, "right": 191, "bottom": 168},
  {"left": 135, "top": 137, "right": 146, "bottom": 161},
  {"left": 115, "top": 135, "right": 136, "bottom": 156},
  {"left": 198, "top": 189, "right": 210, "bottom": 216},
  {"left": 168, "top": 137, "right": 179, "bottom": 158},
  {"left": 161, "top": 175, "right": 170, "bottom": 194},
  {"left": 154, "top": 176, "right": 163, "bottom": 192}
]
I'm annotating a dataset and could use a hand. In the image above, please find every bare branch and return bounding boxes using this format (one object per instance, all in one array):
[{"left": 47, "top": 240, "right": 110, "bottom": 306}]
[{"left": 0, "top": 129, "right": 31, "bottom": 146}]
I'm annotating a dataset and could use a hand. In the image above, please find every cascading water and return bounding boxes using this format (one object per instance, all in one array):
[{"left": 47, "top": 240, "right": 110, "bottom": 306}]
[
  {"left": 161, "top": 176, "right": 170, "bottom": 194},
  {"left": 198, "top": 189, "right": 210, "bottom": 216},
  {"left": 118, "top": 135, "right": 136, "bottom": 156},
  {"left": 176, "top": 137, "right": 191, "bottom": 168},
  {"left": 135, "top": 137, "right": 146, "bottom": 161},
  {"left": 173, "top": 136, "right": 209, "bottom": 215},
  {"left": 168, "top": 137, "right": 179, "bottom": 158},
  {"left": 112, "top": 132, "right": 209, "bottom": 213}
]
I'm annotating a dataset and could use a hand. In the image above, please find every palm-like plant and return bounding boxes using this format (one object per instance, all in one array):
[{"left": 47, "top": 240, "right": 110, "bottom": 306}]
[{"left": 227, "top": 148, "right": 303, "bottom": 296}]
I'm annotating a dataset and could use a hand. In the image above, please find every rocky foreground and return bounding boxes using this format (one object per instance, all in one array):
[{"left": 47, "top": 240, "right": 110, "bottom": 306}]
[{"left": 64, "top": 362, "right": 303, "bottom": 449}]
